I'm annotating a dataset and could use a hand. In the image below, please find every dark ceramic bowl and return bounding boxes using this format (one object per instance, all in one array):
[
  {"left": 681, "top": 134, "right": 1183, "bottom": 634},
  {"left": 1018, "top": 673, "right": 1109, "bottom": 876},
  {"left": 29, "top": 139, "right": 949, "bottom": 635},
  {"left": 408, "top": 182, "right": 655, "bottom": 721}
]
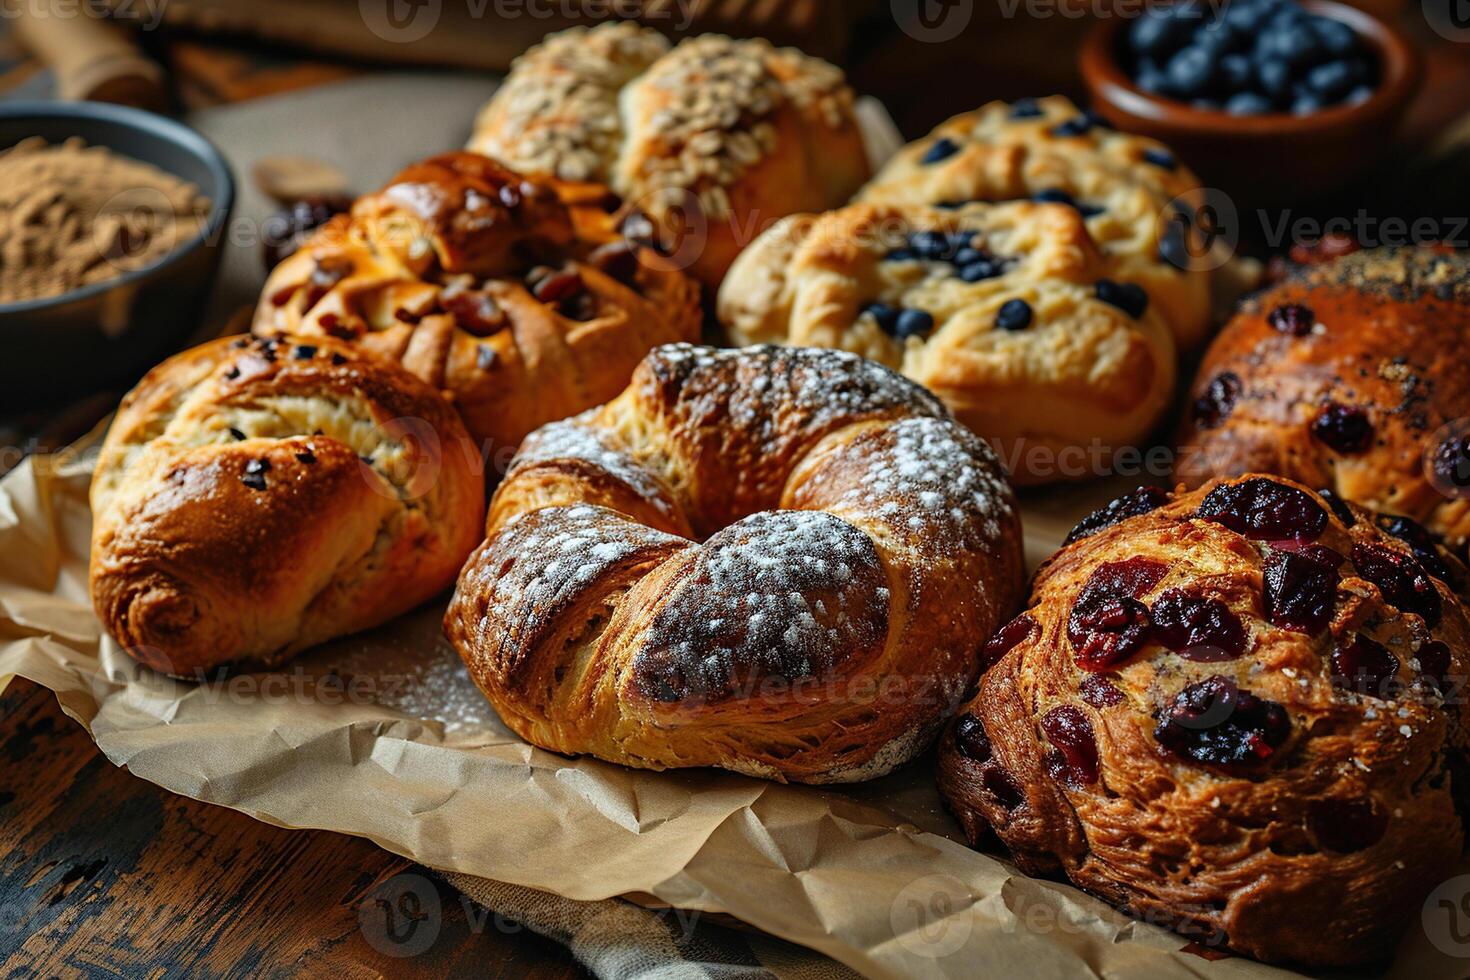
[
  {"left": 1081, "top": 1, "right": 1421, "bottom": 204},
  {"left": 0, "top": 101, "right": 234, "bottom": 405}
]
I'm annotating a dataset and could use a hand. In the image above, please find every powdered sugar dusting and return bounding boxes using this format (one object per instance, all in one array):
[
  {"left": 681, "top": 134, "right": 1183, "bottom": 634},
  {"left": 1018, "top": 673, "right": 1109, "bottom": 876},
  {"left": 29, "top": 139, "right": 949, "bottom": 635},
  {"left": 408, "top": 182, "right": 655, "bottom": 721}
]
[{"left": 513, "top": 414, "right": 676, "bottom": 518}]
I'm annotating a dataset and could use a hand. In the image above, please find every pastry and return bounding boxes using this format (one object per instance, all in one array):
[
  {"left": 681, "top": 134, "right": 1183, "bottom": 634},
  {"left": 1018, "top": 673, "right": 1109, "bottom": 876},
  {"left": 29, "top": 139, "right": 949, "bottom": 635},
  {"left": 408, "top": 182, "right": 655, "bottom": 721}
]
[
  {"left": 938, "top": 474, "right": 1469, "bottom": 966},
  {"left": 1176, "top": 247, "right": 1470, "bottom": 547},
  {"left": 90, "top": 334, "right": 486, "bottom": 676},
  {"left": 467, "top": 23, "right": 870, "bottom": 289},
  {"left": 254, "top": 151, "right": 701, "bottom": 466},
  {"left": 717, "top": 199, "right": 1177, "bottom": 485},
  {"left": 859, "top": 95, "right": 1211, "bottom": 350},
  {"left": 445, "top": 343, "right": 1025, "bottom": 783}
]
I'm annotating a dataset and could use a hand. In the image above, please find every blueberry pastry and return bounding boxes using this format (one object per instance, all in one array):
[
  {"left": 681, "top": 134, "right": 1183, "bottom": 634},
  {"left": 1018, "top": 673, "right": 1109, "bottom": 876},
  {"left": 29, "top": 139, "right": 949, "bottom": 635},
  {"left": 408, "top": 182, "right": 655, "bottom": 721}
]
[
  {"left": 254, "top": 151, "right": 701, "bottom": 463},
  {"left": 859, "top": 95, "right": 1211, "bottom": 350},
  {"left": 717, "top": 199, "right": 1177, "bottom": 485},
  {"left": 938, "top": 475, "right": 1469, "bottom": 966},
  {"left": 1177, "top": 247, "right": 1470, "bottom": 547}
]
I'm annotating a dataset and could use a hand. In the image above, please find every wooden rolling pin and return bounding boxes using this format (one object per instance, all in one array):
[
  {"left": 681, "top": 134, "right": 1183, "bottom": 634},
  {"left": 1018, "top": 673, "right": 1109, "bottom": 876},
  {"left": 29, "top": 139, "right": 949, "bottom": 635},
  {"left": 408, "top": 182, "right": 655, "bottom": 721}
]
[{"left": 11, "top": 4, "right": 166, "bottom": 109}]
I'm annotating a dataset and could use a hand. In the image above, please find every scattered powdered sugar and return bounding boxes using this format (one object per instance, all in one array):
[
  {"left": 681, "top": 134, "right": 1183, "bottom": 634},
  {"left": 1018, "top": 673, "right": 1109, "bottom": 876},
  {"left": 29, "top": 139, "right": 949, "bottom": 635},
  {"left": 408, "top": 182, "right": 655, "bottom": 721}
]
[
  {"left": 512, "top": 414, "right": 676, "bottom": 518},
  {"left": 633, "top": 509, "right": 889, "bottom": 703}
]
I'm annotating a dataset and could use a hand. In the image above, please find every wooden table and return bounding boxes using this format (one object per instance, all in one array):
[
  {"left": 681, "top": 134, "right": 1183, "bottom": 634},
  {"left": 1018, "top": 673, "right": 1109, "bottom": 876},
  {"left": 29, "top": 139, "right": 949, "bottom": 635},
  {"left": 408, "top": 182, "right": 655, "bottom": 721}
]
[{"left": 0, "top": 680, "right": 588, "bottom": 978}]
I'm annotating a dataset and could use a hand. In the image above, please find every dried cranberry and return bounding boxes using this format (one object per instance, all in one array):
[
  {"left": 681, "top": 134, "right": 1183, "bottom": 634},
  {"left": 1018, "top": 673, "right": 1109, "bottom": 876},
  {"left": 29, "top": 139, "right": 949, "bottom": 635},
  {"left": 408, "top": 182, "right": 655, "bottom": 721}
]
[
  {"left": 1155, "top": 676, "right": 1290, "bottom": 768},
  {"left": 1197, "top": 478, "right": 1328, "bottom": 541},
  {"left": 1306, "top": 797, "right": 1387, "bottom": 853},
  {"left": 1267, "top": 303, "right": 1315, "bottom": 336},
  {"left": 1264, "top": 548, "right": 1340, "bottom": 634},
  {"left": 1311, "top": 402, "right": 1374, "bottom": 455},
  {"left": 981, "top": 767, "right": 1025, "bottom": 810},
  {"left": 1079, "top": 674, "right": 1124, "bottom": 708},
  {"left": 1151, "top": 589, "right": 1247, "bottom": 661},
  {"left": 1416, "top": 640, "right": 1453, "bottom": 692},
  {"left": 1067, "top": 558, "right": 1169, "bottom": 671},
  {"left": 261, "top": 194, "right": 352, "bottom": 271},
  {"left": 1317, "top": 487, "right": 1358, "bottom": 526},
  {"left": 532, "top": 268, "right": 585, "bottom": 304},
  {"left": 1193, "top": 372, "right": 1242, "bottom": 430},
  {"left": 1331, "top": 635, "right": 1400, "bottom": 698},
  {"left": 1375, "top": 515, "right": 1454, "bottom": 584},
  {"left": 589, "top": 240, "right": 641, "bottom": 286},
  {"left": 1431, "top": 434, "right": 1470, "bottom": 493},
  {"left": 954, "top": 713, "right": 992, "bottom": 761},
  {"left": 441, "top": 288, "right": 507, "bottom": 336},
  {"left": 1352, "top": 543, "right": 1442, "bottom": 627},
  {"left": 981, "top": 613, "right": 1038, "bottom": 670},
  {"left": 1063, "top": 486, "right": 1171, "bottom": 545},
  {"left": 1041, "top": 706, "right": 1100, "bottom": 786}
]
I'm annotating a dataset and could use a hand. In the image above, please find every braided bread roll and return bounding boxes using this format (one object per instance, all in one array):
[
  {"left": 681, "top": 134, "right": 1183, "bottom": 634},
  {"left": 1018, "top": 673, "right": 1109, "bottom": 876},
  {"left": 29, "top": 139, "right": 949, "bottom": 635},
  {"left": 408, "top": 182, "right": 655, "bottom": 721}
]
[
  {"left": 939, "top": 475, "right": 1470, "bottom": 966},
  {"left": 254, "top": 151, "right": 700, "bottom": 466},
  {"left": 91, "top": 334, "right": 485, "bottom": 676},
  {"left": 468, "top": 23, "right": 870, "bottom": 289},
  {"left": 446, "top": 344, "right": 1025, "bottom": 783}
]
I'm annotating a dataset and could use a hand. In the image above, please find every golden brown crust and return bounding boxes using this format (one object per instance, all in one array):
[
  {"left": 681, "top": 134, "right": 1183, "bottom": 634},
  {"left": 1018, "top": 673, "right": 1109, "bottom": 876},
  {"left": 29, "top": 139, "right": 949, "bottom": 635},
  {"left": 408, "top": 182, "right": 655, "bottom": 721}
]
[
  {"left": 447, "top": 344, "right": 1026, "bottom": 783},
  {"left": 1176, "top": 247, "right": 1470, "bottom": 544},
  {"left": 468, "top": 24, "right": 870, "bottom": 289},
  {"left": 938, "top": 475, "right": 1470, "bottom": 967},
  {"left": 717, "top": 199, "right": 1178, "bottom": 485},
  {"left": 253, "top": 151, "right": 701, "bottom": 466},
  {"left": 90, "top": 334, "right": 486, "bottom": 676},
  {"left": 860, "top": 96, "right": 1211, "bottom": 350}
]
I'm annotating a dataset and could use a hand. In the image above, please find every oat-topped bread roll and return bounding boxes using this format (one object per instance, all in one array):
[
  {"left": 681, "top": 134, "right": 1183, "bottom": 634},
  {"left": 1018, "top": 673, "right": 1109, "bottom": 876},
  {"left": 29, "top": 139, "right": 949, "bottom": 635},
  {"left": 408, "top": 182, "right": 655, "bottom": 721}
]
[
  {"left": 446, "top": 344, "right": 1025, "bottom": 783},
  {"left": 939, "top": 475, "right": 1469, "bottom": 966},
  {"left": 1177, "top": 247, "right": 1470, "bottom": 546},
  {"left": 254, "top": 151, "right": 700, "bottom": 465},
  {"left": 91, "top": 334, "right": 486, "bottom": 677},
  {"left": 468, "top": 23, "right": 870, "bottom": 289},
  {"left": 860, "top": 96, "right": 1210, "bottom": 350},
  {"left": 717, "top": 199, "right": 1177, "bottom": 485}
]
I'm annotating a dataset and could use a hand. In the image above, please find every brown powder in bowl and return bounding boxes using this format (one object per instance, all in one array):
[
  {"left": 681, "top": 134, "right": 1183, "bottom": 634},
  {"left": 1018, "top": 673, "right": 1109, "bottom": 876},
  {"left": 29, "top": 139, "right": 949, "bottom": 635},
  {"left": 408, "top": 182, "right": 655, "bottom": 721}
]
[{"left": 0, "top": 136, "right": 210, "bottom": 305}]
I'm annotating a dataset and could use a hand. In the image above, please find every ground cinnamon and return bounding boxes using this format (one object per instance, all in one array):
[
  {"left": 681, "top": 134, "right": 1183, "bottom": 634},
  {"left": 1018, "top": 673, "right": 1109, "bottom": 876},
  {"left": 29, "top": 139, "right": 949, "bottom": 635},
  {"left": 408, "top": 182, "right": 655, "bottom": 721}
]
[{"left": 0, "top": 137, "right": 209, "bottom": 304}]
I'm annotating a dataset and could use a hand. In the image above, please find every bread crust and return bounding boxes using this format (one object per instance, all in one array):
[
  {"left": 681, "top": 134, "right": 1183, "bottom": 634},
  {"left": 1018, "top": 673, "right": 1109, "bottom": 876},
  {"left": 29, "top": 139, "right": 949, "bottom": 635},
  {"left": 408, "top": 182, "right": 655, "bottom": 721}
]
[
  {"left": 446, "top": 344, "right": 1025, "bottom": 783},
  {"left": 1176, "top": 247, "right": 1470, "bottom": 544},
  {"left": 717, "top": 199, "right": 1178, "bottom": 485},
  {"left": 90, "top": 334, "right": 486, "bottom": 676},
  {"left": 937, "top": 475, "right": 1470, "bottom": 967},
  {"left": 254, "top": 151, "right": 701, "bottom": 466},
  {"left": 467, "top": 24, "right": 870, "bottom": 289}
]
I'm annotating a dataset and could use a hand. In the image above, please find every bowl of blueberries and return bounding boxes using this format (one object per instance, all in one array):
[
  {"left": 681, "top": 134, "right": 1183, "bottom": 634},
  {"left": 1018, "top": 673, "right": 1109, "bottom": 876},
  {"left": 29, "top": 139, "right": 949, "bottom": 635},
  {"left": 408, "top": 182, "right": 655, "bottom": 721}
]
[{"left": 1081, "top": 0, "right": 1420, "bottom": 201}]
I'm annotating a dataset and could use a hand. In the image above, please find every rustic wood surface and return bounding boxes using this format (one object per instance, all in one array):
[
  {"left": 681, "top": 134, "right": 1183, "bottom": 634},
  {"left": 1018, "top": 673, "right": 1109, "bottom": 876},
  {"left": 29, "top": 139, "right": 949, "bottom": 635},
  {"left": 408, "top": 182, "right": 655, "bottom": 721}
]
[{"left": 0, "top": 679, "right": 589, "bottom": 979}]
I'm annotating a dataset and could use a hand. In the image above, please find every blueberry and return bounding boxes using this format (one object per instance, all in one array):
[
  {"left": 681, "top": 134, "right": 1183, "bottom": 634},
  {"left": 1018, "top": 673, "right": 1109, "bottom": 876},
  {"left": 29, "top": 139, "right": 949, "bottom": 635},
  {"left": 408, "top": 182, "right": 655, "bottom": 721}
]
[
  {"left": 911, "top": 231, "right": 952, "bottom": 260},
  {"left": 1313, "top": 17, "right": 1359, "bottom": 56},
  {"left": 1143, "top": 147, "right": 1177, "bottom": 170},
  {"left": 1159, "top": 220, "right": 1192, "bottom": 269},
  {"left": 1166, "top": 45, "right": 1218, "bottom": 98},
  {"left": 1306, "top": 60, "right": 1354, "bottom": 100},
  {"left": 1051, "top": 116, "right": 1094, "bottom": 138},
  {"left": 863, "top": 302, "right": 900, "bottom": 333},
  {"left": 1257, "top": 59, "right": 1292, "bottom": 99},
  {"left": 894, "top": 308, "right": 935, "bottom": 340},
  {"left": 1267, "top": 26, "right": 1325, "bottom": 69},
  {"left": 922, "top": 137, "right": 960, "bottom": 165},
  {"left": 954, "top": 247, "right": 984, "bottom": 266},
  {"left": 1223, "top": 1, "right": 1271, "bottom": 32},
  {"left": 1129, "top": 11, "right": 1191, "bottom": 57},
  {"left": 1219, "top": 53, "right": 1253, "bottom": 90},
  {"left": 1096, "top": 279, "right": 1149, "bottom": 319},
  {"left": 885, "top": 248, "right": 919, "bottom": 262},
  {"left": 1226, "top": 91, "right": 1274, "bottom": 114},
  {"left": 960, "top": 260, "right": 1001, "bottom": 282},
  {"left": 1136, "top": 65, "right": 1172, "bottom": 95},
  {"left": 1009, "top": 98, "right": 1044, "bottom": 119},
  {"left": 1292, "top": 91, "right": 1324, "bottom": 115},
  {"left": 1346, "top": 84, "right": 1374, "bottom": 104},
  {"left": 1033, "top": 188, "right": 1103, "bottom": 217},
  {"left": 995, "top": 299, "right": 1034, "bottom": 332}
]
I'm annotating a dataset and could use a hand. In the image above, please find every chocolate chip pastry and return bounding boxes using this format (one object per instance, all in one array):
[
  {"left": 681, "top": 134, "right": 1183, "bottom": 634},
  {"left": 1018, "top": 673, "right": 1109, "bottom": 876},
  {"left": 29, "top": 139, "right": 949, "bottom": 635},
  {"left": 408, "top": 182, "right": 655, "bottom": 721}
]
[
  {"left": 446, "top": 344, "right": 1025, "bottom": 783},
  {"left": 254, "top": 151, "right": 701, "bottom": 465},
  {"left": 938, "top": 475, "right": 1469, "bottom": 967}
]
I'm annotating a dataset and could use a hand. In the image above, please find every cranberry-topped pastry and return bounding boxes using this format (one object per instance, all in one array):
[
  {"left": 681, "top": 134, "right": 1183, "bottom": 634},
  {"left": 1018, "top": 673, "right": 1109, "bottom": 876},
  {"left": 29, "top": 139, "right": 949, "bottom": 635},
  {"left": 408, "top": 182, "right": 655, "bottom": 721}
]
[
  {"left": 938, "top": 475, "right": 1469, "bottom": 967},
  {"left": 1177, "top": 247, "right": 1470, "bottom": 548},
  {"left": 254, "top": 151, "right": 700, "bottom": 464}
]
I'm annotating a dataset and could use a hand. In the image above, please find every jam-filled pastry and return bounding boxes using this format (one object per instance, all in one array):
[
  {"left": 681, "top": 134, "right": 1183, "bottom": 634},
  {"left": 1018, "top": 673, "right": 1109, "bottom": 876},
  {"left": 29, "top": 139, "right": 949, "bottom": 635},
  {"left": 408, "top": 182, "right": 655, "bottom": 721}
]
[
  {"left": 939, "top": 474, "right": 1469, "bottom": 967},
  {"left": 718, "top": 199, "right": 1177, "bottom": 485},
  {"left": 446, "top": 344, "right": 1026, "bottom": 783},
  {"left": 859, "top": 95, "right": 1211, "bottom": 351},
  {"left": 1177, "top": 247, "right": 1470, "bottom": 549},
  {"left": 254, "top": 151, "right": 701, "bottom": 464}
]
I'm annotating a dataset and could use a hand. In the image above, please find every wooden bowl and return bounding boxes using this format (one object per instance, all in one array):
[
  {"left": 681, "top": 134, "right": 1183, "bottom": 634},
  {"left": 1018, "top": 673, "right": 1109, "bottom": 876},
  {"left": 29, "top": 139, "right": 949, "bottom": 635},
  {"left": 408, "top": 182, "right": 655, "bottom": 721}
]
[{"left": 1081, "top": 1, "right": 1421, "bottom": 204}]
